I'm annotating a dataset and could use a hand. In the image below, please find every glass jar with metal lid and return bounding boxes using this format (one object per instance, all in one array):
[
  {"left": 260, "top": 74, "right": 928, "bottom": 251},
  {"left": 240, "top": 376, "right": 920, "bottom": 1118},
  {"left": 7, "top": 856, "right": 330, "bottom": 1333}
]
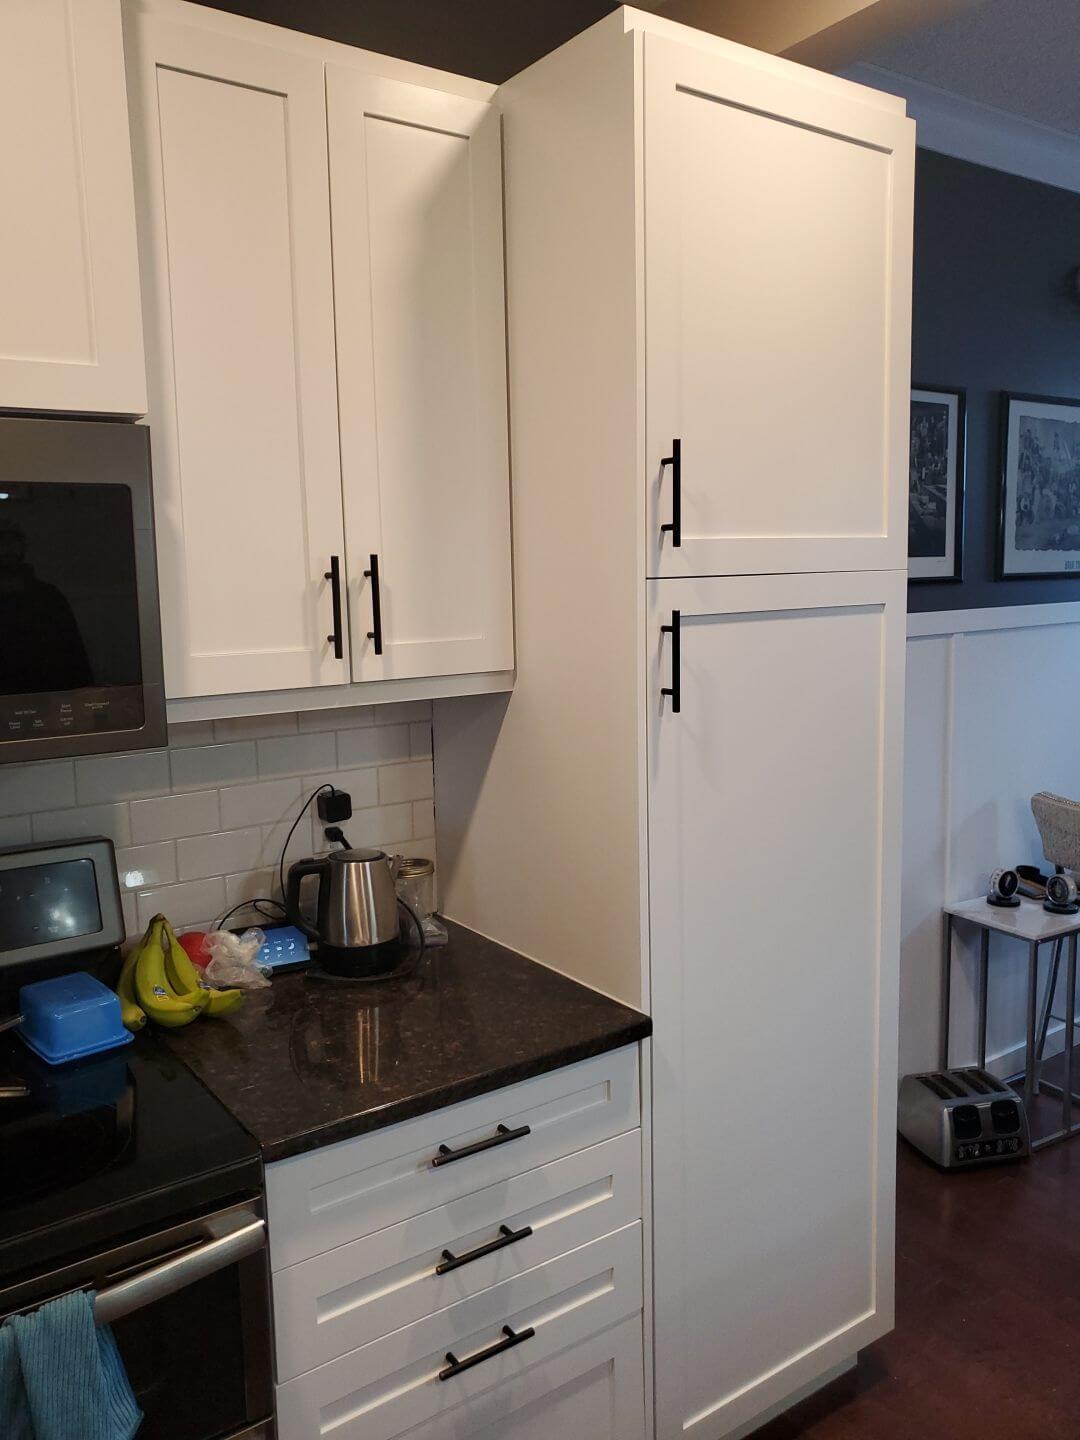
[{"left": 395, "top": 857, "right": 447, "bottom": 945}]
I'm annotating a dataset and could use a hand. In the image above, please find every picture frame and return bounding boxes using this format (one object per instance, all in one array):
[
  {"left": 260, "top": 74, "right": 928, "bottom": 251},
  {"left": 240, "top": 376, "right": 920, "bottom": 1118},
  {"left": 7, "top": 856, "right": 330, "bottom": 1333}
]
[
  {"left": 999, "top": 392, "right": 1080, "bottom": 579},
  {"left": 909, "top": 385, "right": 965, "bottom": 582}
]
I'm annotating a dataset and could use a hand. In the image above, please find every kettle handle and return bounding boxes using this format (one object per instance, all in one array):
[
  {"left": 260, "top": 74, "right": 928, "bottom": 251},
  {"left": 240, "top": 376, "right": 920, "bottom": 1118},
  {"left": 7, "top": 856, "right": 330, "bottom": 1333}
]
[{"left": 284, "top": 857, "right": 328, "bottom": 940}]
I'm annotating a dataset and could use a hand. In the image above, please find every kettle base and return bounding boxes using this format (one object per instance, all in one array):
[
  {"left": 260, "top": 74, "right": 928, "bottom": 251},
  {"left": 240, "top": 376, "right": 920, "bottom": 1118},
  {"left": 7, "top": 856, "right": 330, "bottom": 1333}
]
[{"left": 314, "top": 939, "right": 412, "bottom": 979}]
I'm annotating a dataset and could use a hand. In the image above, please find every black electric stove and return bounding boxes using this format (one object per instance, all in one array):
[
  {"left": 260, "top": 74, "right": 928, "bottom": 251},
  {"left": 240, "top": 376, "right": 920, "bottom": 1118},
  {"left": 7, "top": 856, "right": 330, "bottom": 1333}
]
[
  {"left": 0, "top": 1029, "right": 261, "bottom": 1287},
  {"left": 0, "top": 838, "right": 273, "bottom": 1439}
]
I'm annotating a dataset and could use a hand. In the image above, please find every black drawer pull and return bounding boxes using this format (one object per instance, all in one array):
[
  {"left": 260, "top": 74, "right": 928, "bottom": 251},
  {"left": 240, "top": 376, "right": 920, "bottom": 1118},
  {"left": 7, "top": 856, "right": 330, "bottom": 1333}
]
[
  {"left": 431, "top": 1123, "right": 531, "bottom": 1168},
  {"left": 435, "top": 1224, "right": 534, "bottom": 1276},
  {"left": 660, "top": 438, "right": 681, "bottom": 548},
  {"left": 661, "top": 609, "right": 681, "bottom": 714},
  {"left": 324, "top": 555, "right": 343, "bottom": 660},
  {"left": 439, "top": 1324, "right": 536, "bottom": 1382},
  {"left": 364, "top": 553, "right": 383, "bottom": 655}
]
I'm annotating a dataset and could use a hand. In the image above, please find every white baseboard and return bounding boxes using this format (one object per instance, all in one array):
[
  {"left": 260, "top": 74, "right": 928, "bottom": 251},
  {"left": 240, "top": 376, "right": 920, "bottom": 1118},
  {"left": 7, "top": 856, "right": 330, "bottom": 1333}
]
[{"left": 984, "top": 1018, "right": 1071, "bottom": 1081}]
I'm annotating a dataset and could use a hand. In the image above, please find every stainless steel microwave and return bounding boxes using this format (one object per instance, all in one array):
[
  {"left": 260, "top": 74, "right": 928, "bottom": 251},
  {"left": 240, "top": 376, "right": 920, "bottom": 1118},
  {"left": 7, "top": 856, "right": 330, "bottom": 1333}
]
[{"left": 0, "top": 416, "right": 166, "bottom": 764}]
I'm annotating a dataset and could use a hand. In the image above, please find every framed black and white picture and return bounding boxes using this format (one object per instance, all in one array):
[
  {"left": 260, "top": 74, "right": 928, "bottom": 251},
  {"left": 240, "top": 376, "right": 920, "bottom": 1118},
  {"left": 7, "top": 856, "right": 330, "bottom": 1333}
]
[
  {"left": 999, "top": 392, "right": 1080, "bottom": 579},
  {"left": 908, "top": 386, "right": 965, "bottom": 581}
]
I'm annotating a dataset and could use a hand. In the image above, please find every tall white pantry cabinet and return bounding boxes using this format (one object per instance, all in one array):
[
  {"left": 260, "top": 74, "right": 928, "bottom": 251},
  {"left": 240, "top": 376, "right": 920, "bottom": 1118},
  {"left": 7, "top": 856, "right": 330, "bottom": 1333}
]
[{"left": 434, "top": 10, "right": 914, "bottom": 1440}]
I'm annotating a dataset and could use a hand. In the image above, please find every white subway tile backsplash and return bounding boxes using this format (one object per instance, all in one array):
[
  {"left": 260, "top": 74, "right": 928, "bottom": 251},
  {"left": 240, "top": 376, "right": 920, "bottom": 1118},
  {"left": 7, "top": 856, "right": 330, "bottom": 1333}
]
[
  {"left": 412, "top": 798, "right": 435, "bottom": 837},
  {"left": 34, "top": 803, "right": 132, "bottom": 847},
  {"left": 309, "top": 767, "right": 379, "bottom": 811},
  {"left": 122, "top": 891, "right": 139, "bottom": 938},
  {"left": 131, "top": 790, "right": 220, "bottom": 845},
  {"left": 224, "top": 867, "right": 278, "bottom": 912},
  {"left": 170, "top": 741, "right": 257, "bottom": 792},
  {"left": 379, "top": 760, "right": 434, "bottom": 805},
  {"left": 0, "top": 703, "right": 436, "bottom": 941},
  {"left": 257, "top": 731, "right": 336, "bottom": 778},
  {"left": 168, "top": 721, "right": 215, "bottom": 748},
  {"left": 219, "top": 776, "right": 301, "bottom": 830},
  {"left": 298, "top": 705, "right": 373, "bottom": 733},
  {"left": 76, "top": 750, "right": 171, "bottom": 805},
  {"left": 115, "top": 842, "right": 177, "bottom": 891},
  {"left": 315, "top": 802, "right": 413, "bottom": 853},
  {"left": 338, "top": 725, "right": 411, "bottom": 768},
  {"left": 260, "top": 816, "right": 314, "bottom": 869},
  {"left": 177, "top": 828, "right": 262, "bottom": 882},
  {"left": 136, "top": 876, "right": 226, "bottom": 932},
  {"left": 409, "top": 722, "right": 432, "bottom": 759},
  {"left": 0, "top": 761, "right": 75, "bottom": 817},
  {"left": 214, "top": 713, "right": 298, "bottom": 742}
]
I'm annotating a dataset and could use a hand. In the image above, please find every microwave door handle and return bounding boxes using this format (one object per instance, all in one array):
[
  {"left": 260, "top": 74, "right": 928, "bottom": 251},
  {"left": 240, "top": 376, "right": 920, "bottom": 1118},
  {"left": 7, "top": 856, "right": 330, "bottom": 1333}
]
[{"left": 93, "top": 1213, "right": 265, "bottom": 1327}]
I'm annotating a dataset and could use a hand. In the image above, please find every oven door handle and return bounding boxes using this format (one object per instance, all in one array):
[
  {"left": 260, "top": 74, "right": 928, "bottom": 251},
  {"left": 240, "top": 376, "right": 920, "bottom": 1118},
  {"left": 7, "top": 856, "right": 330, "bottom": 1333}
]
[{"left": 93, "top": 1211, "right": 265, "bottom": 1327}]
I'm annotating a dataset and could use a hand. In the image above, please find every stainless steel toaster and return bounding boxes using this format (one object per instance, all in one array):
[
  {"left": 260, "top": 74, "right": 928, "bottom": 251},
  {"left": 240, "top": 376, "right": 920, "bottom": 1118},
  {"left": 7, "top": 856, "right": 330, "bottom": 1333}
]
[{"left": 898, "top": 1068, "right": 1030, "bottom": 1168}]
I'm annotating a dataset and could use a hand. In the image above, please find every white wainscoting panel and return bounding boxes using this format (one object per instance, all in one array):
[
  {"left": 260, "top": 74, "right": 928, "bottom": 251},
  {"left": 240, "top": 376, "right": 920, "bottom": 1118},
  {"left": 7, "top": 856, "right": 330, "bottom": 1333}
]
[{"left": 901, "top": 604, "right": 1080, "bottom": 1078}]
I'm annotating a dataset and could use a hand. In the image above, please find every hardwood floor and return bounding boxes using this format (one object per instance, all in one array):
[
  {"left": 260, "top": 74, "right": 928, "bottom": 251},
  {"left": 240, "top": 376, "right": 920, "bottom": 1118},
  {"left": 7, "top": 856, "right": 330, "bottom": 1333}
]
[{"left": 751, "top": 1131, "right": 1080, "bottom": 1438}]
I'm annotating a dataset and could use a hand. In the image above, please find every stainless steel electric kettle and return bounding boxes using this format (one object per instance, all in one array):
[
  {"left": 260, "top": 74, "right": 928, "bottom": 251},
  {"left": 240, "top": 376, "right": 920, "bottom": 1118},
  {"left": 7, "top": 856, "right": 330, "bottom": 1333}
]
[{"left": 285, "top": 848, "right": 403, "bottom": 975}]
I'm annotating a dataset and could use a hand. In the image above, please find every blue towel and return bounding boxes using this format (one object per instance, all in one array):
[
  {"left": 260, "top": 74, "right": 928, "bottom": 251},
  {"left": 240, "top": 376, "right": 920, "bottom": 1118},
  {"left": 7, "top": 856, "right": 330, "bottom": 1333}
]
[{"left": 0, "top": 1289, "right": 142, "bottom": 1440}]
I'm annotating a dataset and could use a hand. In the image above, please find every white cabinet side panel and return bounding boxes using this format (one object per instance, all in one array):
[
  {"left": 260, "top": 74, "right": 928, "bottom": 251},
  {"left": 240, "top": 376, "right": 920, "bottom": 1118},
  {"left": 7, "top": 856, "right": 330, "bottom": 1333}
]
[{"left": 434, "top": 18, "right": 645, "bottom": 1006}]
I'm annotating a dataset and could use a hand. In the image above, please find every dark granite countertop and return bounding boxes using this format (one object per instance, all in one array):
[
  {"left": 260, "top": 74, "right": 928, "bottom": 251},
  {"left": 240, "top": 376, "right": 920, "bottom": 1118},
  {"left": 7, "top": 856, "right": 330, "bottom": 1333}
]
[{"left": 163, "top": 922, "right": 650, "bottom": 1162}]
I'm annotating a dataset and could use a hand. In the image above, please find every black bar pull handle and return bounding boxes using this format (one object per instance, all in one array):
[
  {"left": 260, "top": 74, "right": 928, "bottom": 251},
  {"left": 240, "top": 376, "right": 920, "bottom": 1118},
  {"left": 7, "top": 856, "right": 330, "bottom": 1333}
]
[
  {"left": 660, "top": 438, "right": 682, "bottom": 548},
  {"left": 439, "top": 1324, "right": 536, "bottom": 1382},
  {"left": 324, "top": 556, "right": 343, "bottom": 660},
  {"left": 435, "top": 1223, "right": 534, "bottom": 1276},
  {"left": 363, "top": 553, "right": 383, "bottom": 655},
  {"left": 431, "top": 1122, "right": 531, "bottom": 1168},
  {"left": 661, "top": 609, "right": 681, "bottom": 714}
]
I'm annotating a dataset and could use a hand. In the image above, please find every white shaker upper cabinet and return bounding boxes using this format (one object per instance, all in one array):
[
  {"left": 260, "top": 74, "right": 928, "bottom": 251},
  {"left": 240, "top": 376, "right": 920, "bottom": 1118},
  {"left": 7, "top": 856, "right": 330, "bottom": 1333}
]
[
  {"left": 327, "top": 68, "right": 513, "bottom": 682},
  {"left": 645, "top": 34, "right": 913, "bottom": 578},
  {"left": 647, "top": 568, "right": 904, "bottom": 1440},
  {"left": 0, "top": 0, "right": 145, "bottom": 414},
  {"left": 129, "top": 18, "right": 349, "bottom": 698}
]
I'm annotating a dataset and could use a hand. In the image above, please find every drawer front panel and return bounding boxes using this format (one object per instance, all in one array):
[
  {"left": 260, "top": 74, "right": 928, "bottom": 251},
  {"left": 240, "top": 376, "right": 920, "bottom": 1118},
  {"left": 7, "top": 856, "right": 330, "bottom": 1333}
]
[
  {"left": 331, "top": 1316, "right": 644, "bottom": 1440},
  {"left": 267, "top": 1047, "right": 639, "bottom": 1268},
  {"left": 275, "top": 1222, "right": 643, "bottom": 1440},
  {"left": 274, "top": 1129, "right": 641, "bottom": 1380}
]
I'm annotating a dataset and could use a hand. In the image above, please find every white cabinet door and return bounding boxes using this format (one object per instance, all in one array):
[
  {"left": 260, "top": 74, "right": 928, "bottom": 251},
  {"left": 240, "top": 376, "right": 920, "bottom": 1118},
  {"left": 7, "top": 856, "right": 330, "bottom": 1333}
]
[
  {"left": 644, "top": 34, "right": 914, "bottom": 578},
  {"left": 0, "top": 0, "right": 145, "bottom": 414},
  {"left": 646, "top": 569, "right": 904, "bottom": 1440},
  {"left": 327, "top": 68, "right": 513, "bottom": 682},
  {"left": 129, "top": 17, "right": 349, "bottom": 698}
]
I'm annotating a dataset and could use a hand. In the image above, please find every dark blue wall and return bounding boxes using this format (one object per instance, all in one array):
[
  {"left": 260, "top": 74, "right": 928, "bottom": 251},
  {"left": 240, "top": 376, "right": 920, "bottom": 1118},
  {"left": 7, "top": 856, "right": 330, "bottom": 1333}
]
[{"left": 909, "top": 148, "right": 1080, "bottom": 612}]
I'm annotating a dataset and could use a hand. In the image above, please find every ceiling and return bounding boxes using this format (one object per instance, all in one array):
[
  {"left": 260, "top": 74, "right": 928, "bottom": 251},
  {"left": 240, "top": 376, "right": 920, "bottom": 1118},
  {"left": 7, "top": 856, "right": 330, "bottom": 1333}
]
[
  {"left": 864, "top": 0, "right": 1080, "bottom": 136},
  {"left": 197, "top": 0, "right": 635, "bottom": 82}
]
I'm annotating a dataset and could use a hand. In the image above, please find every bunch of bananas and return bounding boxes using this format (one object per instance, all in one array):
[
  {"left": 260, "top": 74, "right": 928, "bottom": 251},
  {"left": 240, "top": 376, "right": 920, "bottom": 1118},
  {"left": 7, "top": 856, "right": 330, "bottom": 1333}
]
[{"left": 118, "top": 914, "right": 244, "bottom": 1031}]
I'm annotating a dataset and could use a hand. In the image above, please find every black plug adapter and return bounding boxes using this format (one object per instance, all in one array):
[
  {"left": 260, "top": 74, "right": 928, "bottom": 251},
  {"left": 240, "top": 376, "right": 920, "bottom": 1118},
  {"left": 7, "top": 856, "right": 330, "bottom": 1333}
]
[{"left": 317, "top": 787, "right": 353, "bottom": 824}]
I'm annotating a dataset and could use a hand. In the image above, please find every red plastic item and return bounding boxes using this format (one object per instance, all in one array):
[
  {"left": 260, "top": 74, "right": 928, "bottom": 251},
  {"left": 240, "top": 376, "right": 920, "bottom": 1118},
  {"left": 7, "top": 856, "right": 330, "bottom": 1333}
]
[{"left": 178, "top": 930, "right": 212, "bottom": 969}]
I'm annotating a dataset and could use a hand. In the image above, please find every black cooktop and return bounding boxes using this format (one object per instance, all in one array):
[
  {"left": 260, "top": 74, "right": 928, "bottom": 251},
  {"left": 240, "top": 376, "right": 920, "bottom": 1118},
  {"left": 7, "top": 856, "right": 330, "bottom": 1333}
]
[{"left": 0, "top": 1031, "right": 260, "bottom": 1286}]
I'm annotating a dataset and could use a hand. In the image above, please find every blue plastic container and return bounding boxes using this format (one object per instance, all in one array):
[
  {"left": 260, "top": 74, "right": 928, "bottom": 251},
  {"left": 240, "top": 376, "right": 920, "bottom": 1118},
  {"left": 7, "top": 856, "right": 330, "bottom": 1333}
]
[{"left": 17, "top": 972, "right": 134, "bottom": 1066}]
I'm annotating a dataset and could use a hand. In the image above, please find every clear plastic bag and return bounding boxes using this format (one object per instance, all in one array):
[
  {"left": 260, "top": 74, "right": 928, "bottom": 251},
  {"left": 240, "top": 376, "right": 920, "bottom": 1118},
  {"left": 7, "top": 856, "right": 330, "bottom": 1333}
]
[{"left": 203, "top": 928, "right": 272, "bottom": 989}]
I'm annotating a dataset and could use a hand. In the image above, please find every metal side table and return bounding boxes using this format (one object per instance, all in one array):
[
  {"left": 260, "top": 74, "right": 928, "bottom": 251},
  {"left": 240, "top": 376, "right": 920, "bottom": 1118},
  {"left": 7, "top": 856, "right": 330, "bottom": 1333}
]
[{"left": 943, "top": 896, "right": 1080, "bottom": 1150}]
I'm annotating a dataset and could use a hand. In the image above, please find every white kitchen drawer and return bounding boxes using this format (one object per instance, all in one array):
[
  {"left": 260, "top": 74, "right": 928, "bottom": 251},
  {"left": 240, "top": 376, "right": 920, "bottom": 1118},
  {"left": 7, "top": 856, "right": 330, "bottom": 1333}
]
[
  {"left": 266, "top": 1047, "right": 639, "bottom": 1269},
  {"left": 323, "top": 1317, "right": 646, "bottom": 1440},
  {"left": 275, "top": 1223, "right": 643, "bottom": 1440},
  {"left": 274, "top": 1129, "right": 641, "bottom": 1380}
]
